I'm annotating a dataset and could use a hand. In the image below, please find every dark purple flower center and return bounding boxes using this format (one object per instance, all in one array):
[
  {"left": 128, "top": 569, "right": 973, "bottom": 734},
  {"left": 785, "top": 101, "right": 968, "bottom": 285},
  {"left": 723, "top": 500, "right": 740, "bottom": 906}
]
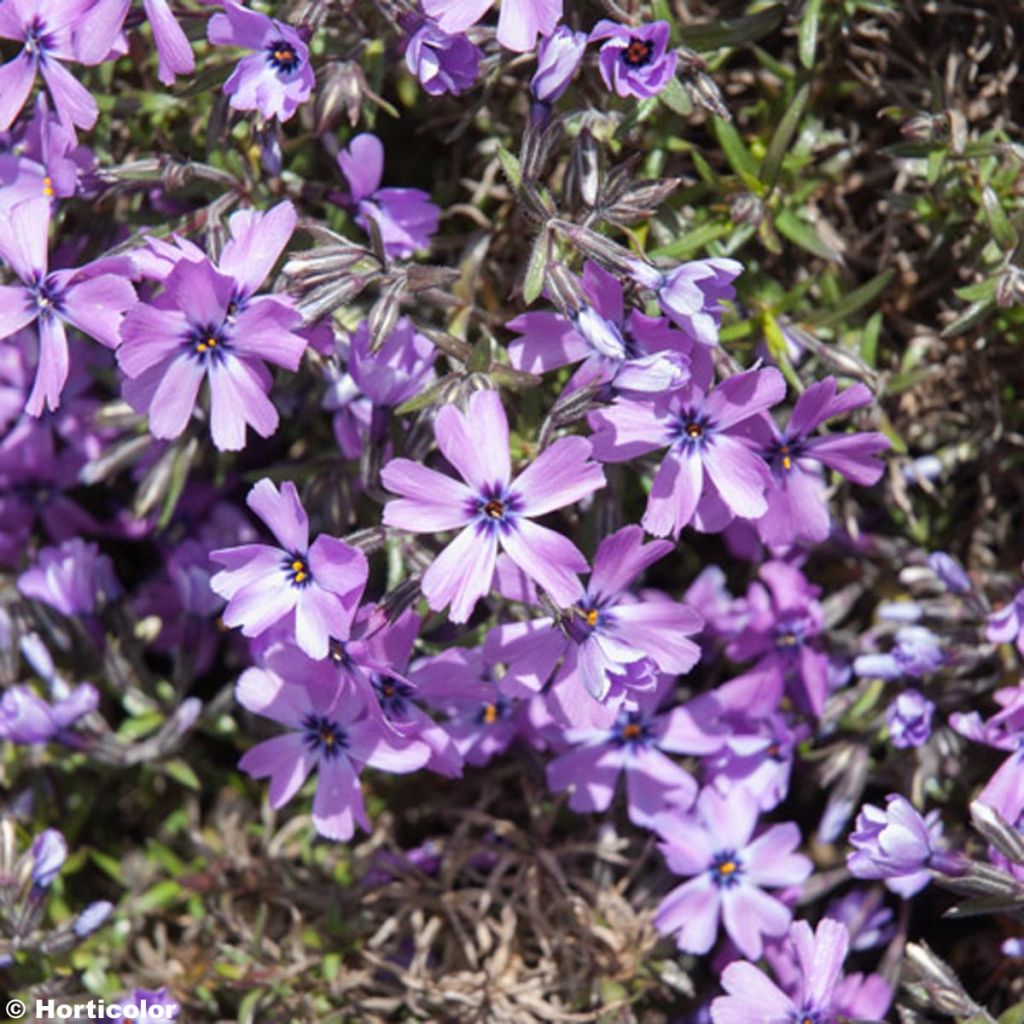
[
  {"left": 31, "top": 276, "right": 63, "bottom": 319},
  {"left": 471, "top": 486, "right": 522, "bottom": 534},
  {"left": 622, "top": 37, "right": 654, "bottom": 68},
  {"left": 22, "top": 18, "right": 54, "bottom": 62},
  {"left": 770, "top": 438, "right": 804, "bottom": 473},
  {"left": 267, "top": 39, "right": 301, "bottom": 74},
  {"left": 303, "top": 713, "right": 347, "bottom": 759},
  {"left": 189, "top": 324, "right": 229, "bottom": 365},
  {"left": 476, "top": 699, "right": 508, "bottom": 725},
  {"left": 790, "top": 1010, "right": 825, "bottom": 1024},
  {"left": 674, "top": 412, "right": 710, "bottom": 447},
  {"left": 774, "top": 614, "right": 810, "bottom": 650},
  {"left": 709, "top": 850, "right": 744, "bottom": 888},
  {"left": 564, "top": 601, "right": 603, "bottom": 643},
  {"left": 372, "top": 673, "right": 415, "bottom": 718},
  {"left": 613, "top": 711, "right": 653, "bottom": 748},
  {"left": 283, "top": 553, "right": 312, "bottom": 588}
]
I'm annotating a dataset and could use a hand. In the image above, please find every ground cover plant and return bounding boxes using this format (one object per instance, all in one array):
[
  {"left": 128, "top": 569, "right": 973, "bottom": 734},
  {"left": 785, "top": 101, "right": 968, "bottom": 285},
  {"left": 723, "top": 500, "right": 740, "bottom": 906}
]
[{"left": 1, "top": 0, "right": 1023, "bottom": 1021}]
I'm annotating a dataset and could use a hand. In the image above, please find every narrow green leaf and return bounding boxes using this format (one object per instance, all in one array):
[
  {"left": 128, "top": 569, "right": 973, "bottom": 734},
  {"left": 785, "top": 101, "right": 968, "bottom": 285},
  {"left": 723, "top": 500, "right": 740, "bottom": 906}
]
[
  {"left": 496, "top": 145, "right": 522, "bottom": 190},
  {"left": 649, "top": 221, "right": 731, "bottom": 259},
  {"left": 394, "top": 375, "right": 457, "bottom": 416},
  {"left": 712, "top": 117, "right": 761, "bottom": 187},
  {"left": 466, "top": 336, "right": 492, "bottom": 372},
  {"left": 134, "top": 880, "right": 182, "bottom": 914},
  {"left": 998, "top": 1001, "right": 1024, "bottom": 1024},
  {"left": 981, "top": 185, "right": 1019, "bottom": 251},
  {"left": 805, "top": 270, "right": 894, "bottom": 327},
  {"left": 760, "top": 81, "right": 811, "bottom": 192},
  {"left": 163, "top": 758, "right": 201, "bottom": 792},
  {"left": 798, "top": 0, "right": 823, "bottom": 69},
  {"left": 859, "top": 310, "right": 882, "bottom": 368},
  {"left": 683, "top": 5, "right": 785, "bottom": 51},
  {"left": 941, "top": 298, "right": 994, "bottom": 337},
  {"left": 762, "top": 313, "right": 803, "bottom": 392},
  {"left": 954, "top": 276, "right": 997, "bottom": 302},
  {"left": 774, "top": 209, "right": 842, "bottom": 261},
  {"left": 523, "top": 230, "right": 549, "bottom": 305},
  {"left": 658, "top": 77, "right": 693, "bottom": 118}
]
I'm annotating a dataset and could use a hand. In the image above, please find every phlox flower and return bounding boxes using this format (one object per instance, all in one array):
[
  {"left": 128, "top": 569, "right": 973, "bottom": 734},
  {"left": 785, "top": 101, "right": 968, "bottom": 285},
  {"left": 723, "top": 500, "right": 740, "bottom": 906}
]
[
  {"left": 404, "top": 21, "right": 482, "bottom": 97},
  {"left": 0, "top": 682, "right": 97, "bottom": 744},
  {"left": 589, "top": 20, "right": 677, "bottom": 99},
  {"left": 0, "top": 197, "right": 136, "bottom": 415},
  {"left": 117, "top": 201, "right": 307, "bottom": 450},
  {"left": 381, "top": 388, "right": 605, "bottom": 622},
  {"left": 531, "top": 25, "right": 587, "bottom": 103},
  {"left": 210, "top": 478, "right": 369, "bottom": 660},
  {"left": 17, "top": 537, "right": 119, "bottom": 615},
  {"left": 423, "top": 0, "right": 562, "bottom": 53},
  {"left": 236, "top": 660, "right": 430, "bottom": 841},
  {"left": 653, "top": 786, "right": 811, "bottom": 959},
  {"left": 207, "top": 2, "right": 314, "bottom": 122},
  {"left": 589, "top": 367, "right": 785, "bottom": 537},
  {"left": 546, "top": 694, "right": 723, "bottom": 827},
  {"left": 337, "top": 133, "right": 440, "bottom": 259}
]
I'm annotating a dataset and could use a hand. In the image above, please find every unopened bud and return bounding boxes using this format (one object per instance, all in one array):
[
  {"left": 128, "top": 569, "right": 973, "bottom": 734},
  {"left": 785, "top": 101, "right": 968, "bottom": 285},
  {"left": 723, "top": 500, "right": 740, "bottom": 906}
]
[
  {"left": 730, "top": 192, "right": 764, "bottom": 226},
  {"left": 316, "top": 60, "right": 366, "bottom": 132},
  {"left": 995, "top": 264, "right": 1024, "bottom": 308}
]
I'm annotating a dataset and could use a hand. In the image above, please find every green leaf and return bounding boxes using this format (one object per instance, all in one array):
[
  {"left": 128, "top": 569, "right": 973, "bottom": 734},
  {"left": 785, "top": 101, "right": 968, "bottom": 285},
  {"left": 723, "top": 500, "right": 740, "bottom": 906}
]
[
  {"left": 762, "top": 313, "right": 803, "bottom": 392},
  {"left": 774, "top": 209, "right": 843, "bottom": 261},
  {"left": 941, "top": 298, "right": 994, "bottom": 337},
  {"left": 237, "top": 989, "right": 263, "bottom": 1024},
  {"left": 496, "top": 145, "right": 522, "bottom": 190},
  {"left": 805, "top": 270, "right": 894, "bottom": 328},
  {"left": 658, "top": 77, "right": 693, "bottom": 118},
  {"left": 798, "top": 0, "right": 823, "bottom": 69},
  {"left": 712, "top": 118, "right": 761, "bottom": 189},
  {"left": 683, "top": 5, "right": 785, "bottom": 51},
  {"left": 523, "top": 229, "right": 549, "bottom": 305},
  {"left": 134, "top": 880, "right": 182, "bottom": 913},
  {"left": 760, "top": 81, "right": 811, "bottom": 192},
  {"left": 954, "top": 277, "right": 997, "bottom": 302},
  {"left": 859, "top": 310, "right": 882, "bottom": 368},
  {"left": 394, "top": 375, "right": 456, "bottom": 416},
  {"left": 91, "top": 851, "right": 126, "bottom": 885},
  {"left": 163, "top": 758, "right": 201, "bottom": 792},
  {"left": 998, "top": 1001, "right": 1024, "bottom": 1024},
  {"left": 649, "top": 221, "right": 732, "bottom": 259},
  {"left": 466, "top": 336, "right": 492, "bottom": 372},
  {"left": 981, "top": 185, "right": 1019, "bottom": 251}
]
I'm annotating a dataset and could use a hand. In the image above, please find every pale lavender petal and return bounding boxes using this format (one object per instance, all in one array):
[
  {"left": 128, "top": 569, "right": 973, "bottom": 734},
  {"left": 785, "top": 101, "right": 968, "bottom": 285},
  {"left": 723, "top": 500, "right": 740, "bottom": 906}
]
[
  {"left": 0, "top": 196, "right": 49, "bottom": 282},
  {"left": 588, "top": 525, "right": 672, "bottom": 601},
  {"left": 219, "top": 200, "right": 296, "bottom": 297},
  {"left": 588, "top": 398, "right": 669, "bottom": 461},
  {"left": 117, "top": 305, "right": 190, "bottom": 377},
  {"left": 500, "top": 518, "right": 586, "bottom": 607},
  {"left": 510, "top": 435, "right": 605, "bottom": 516},
  {"left": 60, "top": 274, "right": 136, "bottom": 348},
  {"left": 209, "top": 544, "right": 282, "bottom": 599},
  {"left": 626, "top": 747, "right": 697, "bottom": 826},
  {"left": 703, "top": 434, "right": 772, "bottom": 519},
  {"left": 704, "top": 367, "right": 786, "bottom": 429},
  {"left": 308, "top": 535, "right": 368, "bottom": 606},
  {"left": 239, "top": 733, "right": 314, "bottom": 808},
  {"left": 381, "top": 458, "right": 474, "bottom": 532},
  {"left": 712, "top": 962, "right": 794, "bottom": 1024},
  {"left": 312, "top": 754, "right": 367, "bottom": 840},
  {"left": 143, "top": 0, "right": 195, "bottom": 84},
  {"left": 230, "top": 301, "right": 306, "bottom": 370},
  {"left": 506, "top": 312, "right": 589, "bottom": 373},
  {"left": 699, "top": 784, "right": 759, "bottom": 850},
  {"left": 246, "top": 478, "right": 309, "bottom": 553},
  {"left": 221, "top": 578, "right": 297, "bottom": 637},
  {"left": 792, "top": 918, "right": 849, "bottom": 1009},
  {"left": 422, "top": 0, "right": 494, "bottom": 36},
  {"left": 0, "top": 53, "right": 36, "bottom": 133},
  {"left": 26, "top": 316, "right": 69, "bottom": 416},
  {"left": 721, "top": 885, "right": 792, "bottom": 960},
  {"left": 235, "top": 667, "right": 310, "bottom": 728},
  {"left": 41, "top": 59, "right": 98, "bottom": 130},
  {"left": 208, "top": 355, "right": 278, "bottom": 450},
  {"left": 337, "top": 133, "right": 384, "bottom": 202},
  {"left": 495, "top": 0, "right": 562, "bottom": 52},
  {"left": 607, "top": 601, "right": 702, "bottom": 674},
  {"left": 0, "top": 284, "right": 35, "bottom": 339},
  {"left": 743, "top": 823, "right": 812, "bottom": 887},
  {"left": 146, "top": 353, "right": 203, "bottom": 440},
  {"left": 546, "top": 742, "right": 623, "bottom": 812},
  {"left": 435, "top": 388, "right": 510, "bottom": 491},
  {"left": 805, "top": 432, "right": 889, "bottom": 485},
  {"left": 422, "top": 524, "right": 497, "bottom": 623},
  {"left": 294, "top": 585, "right": 346, "bottom": 659},
  {"left": 653, "top": 875, "right": 720, "bottom": 954},
  {"left": 643, "top": 449, "right": 702, "bottom": 538},
  {"left": 656, "top": 821, "right": 715, "bottom": 873}
]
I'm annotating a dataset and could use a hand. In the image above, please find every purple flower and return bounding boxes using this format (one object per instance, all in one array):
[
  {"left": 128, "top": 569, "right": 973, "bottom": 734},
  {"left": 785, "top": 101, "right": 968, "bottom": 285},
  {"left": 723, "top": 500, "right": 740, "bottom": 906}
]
[
  {"left": 987, "top": 582, "right": 1024, "bottom": 655},
  {"left": 506, "top": 262, "right": 692, "bottom": 398},
  {"left": 589, "top": 20, "right": 677, "bottom": 99},
  {"left": 347, "top": 317, "right": 436, "bottom": 409},
  {"left": 589, "top": 367, "right": 786, "bottom": 538},
  {"left": 381, "top": 388, "right": 605, "bottom": 622},
  {"left": 752, "top": 377, "right": 890, "bottom": 547},
  {"left": 17, "top": 537, "right": 119, "bottom": 615},
  {"left": 886, "top": 689, "right": 934, "bottom": 748},
  {"left": 927, "top": 550, "right": 972, "bottom": 594},
  {"left": 422, "top": 0, "right": 562, "bottom": 53},
  {"left": 653, "top": 786, "right": 811, "bottom": 959},
  {"left": 0, "top": 682, "right": 97, "bottom": 744},
  {"left": 847, "top": 794, "right": 948, "bottom": 897},
  {"left": 30, "top": 829, "right": 67, "bottom": 888},
  {"left": 210, "top": 478, "right": 369, "bottom": 660},
  {"left": 725, "top": 561, "right": 830, "bottom": 717},
  {"left": 207, "top": 2, "right": 314, "bottom": 122},
  {"left": 853, "top": 625, "right": 945, "bottom": 680},
  {"left": 710, "top": 918, "right": 850, "bottom": 1024},
  {"left": 0, "top": 197, "right": 136, "bottom": 415},
  {"left": 486, "top": 526, "right": 702, "bottom": 727},
  {"left": 546, "top": 696, "right": 723, "bottom": 826},
  {"left": 73, "top": 900, "right": 113, "bottom": 937},
  {"left": 0, "top": 0, "right": 113, "bottom": 132},
  {"left": 337, "top": 133, "right": 440, "bottom": 259},
  {"left": 74, "top": 0, "right": 195, "bottom": 85},
  {"left": 236, "top": 660, "right": 430, "bottom": 840},
  {"left": 117, "top": 201, "right": 307, "bottom": 450},
  {"left": 629, "top": 257, "right": 742, "bottom": 344},
  {"left": 404, "top": 21, "right": 482, "bottom": 96},
  {"left": 531, "top": 25, "right": 587, "bottom": 102}
]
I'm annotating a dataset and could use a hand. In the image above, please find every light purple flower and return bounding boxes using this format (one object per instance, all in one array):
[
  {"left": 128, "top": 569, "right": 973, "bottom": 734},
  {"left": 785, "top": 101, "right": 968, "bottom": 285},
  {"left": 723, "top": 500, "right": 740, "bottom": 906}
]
[
  {"left": 588, "top": 367, "right": 786, "bottom": 538},
  {"left": 0, "top": 197, "right": 136, "bottom": 415},
  {"left": 653, "top": 786, "right": 811, "bottom": 959},
  {"left": 207, "top": 2, "right": 314, "bottom": 122},
  {"left": 117, "top": 201, "right": 307, "bottom": 450},
  {"left": 31, "top": 829, "right": 67, "bottom": 888},
  {"left": 546, "top": 696, "right": 723, "bottom": 826},
  {"left": 17, "top": 537, "right": 119, "bottom": 615},
  {"left": 886, "top": 689, "right": 934, "bottom": 748},
  {"left": 853, "top": 625, "right": 945, "bottom": 680},
  {"left": 0, "top": 682, "right": 97, "bottom": 744},
  {"left": 987, "top": 581, "right": 1024, "bottom": 656},
  {"left": 531, "top": 25, "right": 587, "bottom": 102},
  {"left": 347, "top": 317, "right": 436, "bottom": 409},
  {"left": 236, "top": 660, "right": 430, "bottom": 840},
  {"left": 486, "top": 526, "right": 702, "bottom": 727},
  {"left": 73, "top": 900, "right": 113, "bottom": 937},
  {"left": 629, "top": 257, "right": 742, "bottom": 343},
  {"left": 210, "top": 478, "right": 369, "bottom": 660},
  {"left": 0, "top": 0, "right": 114, "bottom": 132},
  {"left": 589, "top": 20, "right": 677, "bottom": 99},
  {"left": 337, "top": 133, "right": 440, "bottom": 259},
  {"left": 381, "top": 388, "right": 605, "bottom": 622},
  {"left": 927, "top": 550, "right": 972, "bottom": 594},
  {"left": 506, "top": 262, "right": 693, "bottom": 398},
  {"left": 404, "top": 21, "right": 482, "bottom": 96},
  {"left": 710, "top": 918, "right": 850, "bottom": 1024},
  {"left": 74, "top": 0, "right": 195, "bottom": 85},
  {"left": 847, "top": 794, "right": 950, "bottom": 897},
  {"left": 752, "top": 377, "right": 890, "bottom": 547},
  {"left": 422, "top": 0, "right": 562, "bottom": 53}
]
